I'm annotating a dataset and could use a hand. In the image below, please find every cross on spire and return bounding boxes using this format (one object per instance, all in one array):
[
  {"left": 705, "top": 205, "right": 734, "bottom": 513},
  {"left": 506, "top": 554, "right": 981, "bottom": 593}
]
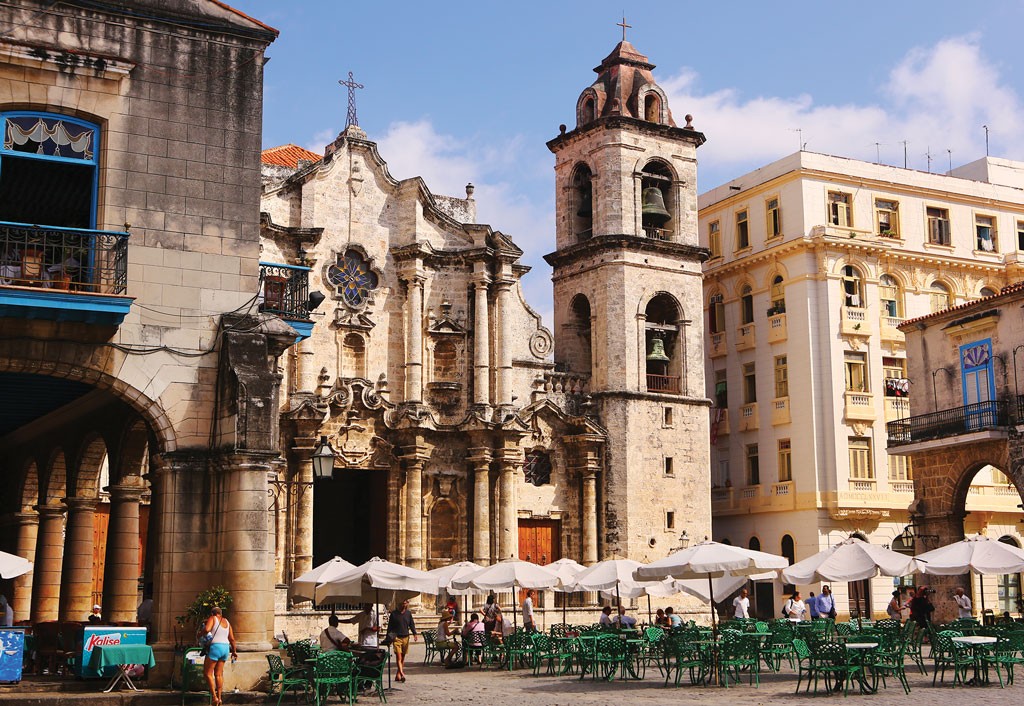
[
  {"left": 338, "top": 71, "right": 364, "bottom": 129},
  {"left": 617, "top": 16, "right": 631, "bottom": 41}
]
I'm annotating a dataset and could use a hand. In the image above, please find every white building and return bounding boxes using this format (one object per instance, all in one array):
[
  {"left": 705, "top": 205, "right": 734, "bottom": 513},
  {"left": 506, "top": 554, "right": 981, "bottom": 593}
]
[{"left": 698, "top": 151, "right": 1024, "bottom": 619}]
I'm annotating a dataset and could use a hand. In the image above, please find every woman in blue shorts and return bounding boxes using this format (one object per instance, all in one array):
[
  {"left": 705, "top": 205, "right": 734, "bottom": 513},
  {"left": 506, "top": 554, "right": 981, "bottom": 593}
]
[{"left": 200, "top": 606, "right": 237, "bottom": 706}]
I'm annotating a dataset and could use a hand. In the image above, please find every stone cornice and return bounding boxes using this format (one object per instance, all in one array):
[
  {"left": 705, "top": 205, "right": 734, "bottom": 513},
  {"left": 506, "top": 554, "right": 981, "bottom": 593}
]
[
  {"left": 544, "top": 233, "right": 710, "bottom": 269},
  {"left": 589, "top": 391, "right": 713, "bottom": 406},
  {"left": 548, "top": 115, "right": 706, "bottom": 152},
  {"left": 259, "top": 212, "right": 324, "bottom": 239}
]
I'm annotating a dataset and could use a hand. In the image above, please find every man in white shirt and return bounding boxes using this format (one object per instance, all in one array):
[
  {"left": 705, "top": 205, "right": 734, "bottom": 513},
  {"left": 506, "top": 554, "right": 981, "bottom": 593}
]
[
  {"left": 954, "top": 587, "right": 973, "bottom": 618},
  {"left": 598, "top": 606, "right": 613, "bottom": 626},
  {"left": 319, "top": 615, "right": 350, "bottom": 652},
  {"left": 342, "top": 604, "right": 380, "bottom": 647},
  {"left": 733, "top": 588, "right": 751, "bottom": 619},
  {"left": 522, "top": 589, "right": 536, "bottom": 632}
]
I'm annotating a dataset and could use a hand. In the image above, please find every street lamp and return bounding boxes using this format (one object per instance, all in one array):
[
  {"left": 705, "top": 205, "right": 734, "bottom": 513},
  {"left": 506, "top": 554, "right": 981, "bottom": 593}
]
[
  {"left": 677, "top": 529, "right": 690, "bottom": 551},
  {"left": 311, "top": 435, "right": 336, "bottom": 480}
]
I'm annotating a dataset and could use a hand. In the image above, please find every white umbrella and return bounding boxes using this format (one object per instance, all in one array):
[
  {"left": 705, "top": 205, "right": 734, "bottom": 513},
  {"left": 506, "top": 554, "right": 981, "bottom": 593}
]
[
  {"left": 915, "top": 534, "right": 1024, "bottom": 612},
  {"left": 782, "top": 537, "right": 919, "bottom": 584},
  {"left": 0, "top": 550, "right": 32, "bottom": 580},
  {"left": 634, "top": 540, "right": 787, "bottom": 632},
  {"left": 549, "top": 558, "right": 587, "bottom": 625},
  {"left": 289, "top": 556, "right": 356, "bottom": 603},
  {"left": 427, "top": 561, "right": 488, "bottom": 595},
  {"left": 452, "top": 558, "right": 558, "bottom": 628},
  {"left": 315, "top": 556, "right": 437, "bottom": 605}
]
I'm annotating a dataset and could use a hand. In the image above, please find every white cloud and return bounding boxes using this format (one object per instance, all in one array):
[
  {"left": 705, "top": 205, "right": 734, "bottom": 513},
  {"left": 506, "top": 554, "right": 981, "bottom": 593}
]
[
  {"left": 304, "top": 128, "right": 338, "bottom": 154},
  {"left": 661, "top": 36, "right": 1024, "bottom": 188}
]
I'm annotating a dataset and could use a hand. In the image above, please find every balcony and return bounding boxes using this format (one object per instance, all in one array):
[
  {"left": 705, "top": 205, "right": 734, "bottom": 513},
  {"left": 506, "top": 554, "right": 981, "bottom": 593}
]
[
  {"left": 259, "top": 262, "right": 316, "bottom": 339},
  {"left": 884, "top": 396, "right": 910, "bottom": 422},
  {"left": 887, "top": 400, "right": 1010, "bottom": 447},
  {"left": 739, "top": 402, "right": 759, "bottom": 431},
  {"left": 771, "top": 396, "right": 791, "bottom": 425},
  {"left": 879, "top": 315, "right": 905, "bottom": 344},
  {"left": 709, "top": 331, "right": 727, "bottom": 358},
  {"left": 767, "top": 312, "right": 787, "bottom": 343},
  {"left": 712, "top": 408, "right": 730, "bottom": 438},
  {"left": 647, "top": 373, "right": 680, "bottom": 394},
  {"left": 840, "top": 306, "right": 871, "bottom": 336},
  {"left": 735, "top": 323, "right": 756, "bottom": 351},
  {"left": 890, "top": 481, "right": 914, "bottom": 494},
  {"left": 844, "top": 391, "right": 876, "bottom": 422},
  {"left": 0, "top": 221, "right": 133, "bottom": 325}
]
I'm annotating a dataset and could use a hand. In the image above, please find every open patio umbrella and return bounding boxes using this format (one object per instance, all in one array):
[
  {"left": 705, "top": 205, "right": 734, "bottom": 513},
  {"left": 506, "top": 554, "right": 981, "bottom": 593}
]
[
  {"left": 427, "top": 561, "right": 487, "bottom": 624},
  {"left": 549, "top": 558, "right": 586, "bottom": 625},
  {"left": 0, "top": 550, "right": 32, "bottom": 580},
  {"left": 289, "top": 556, "right": 356, "bottom": 603},
  {"left": 915, "top": 534, "right": 1024, "bottom": 612},
  {"left": 634, "top": 540, "right": 787, "bottom": 632},
  {"left": 781, "top": 537, "right": 919, "bottom": 584},
  {"left": 451, "top": 558, "right": 558, "bottom": 628},
  {"left": 315, "top": 556, "right": 437, "bottom": 605}
]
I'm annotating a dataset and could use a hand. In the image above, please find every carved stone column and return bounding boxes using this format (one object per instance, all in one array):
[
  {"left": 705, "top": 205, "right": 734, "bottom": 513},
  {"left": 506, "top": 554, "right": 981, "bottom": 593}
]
[
  {"left": 58, "top": 497, "right": 97, "bottom": 622},
  {"left": 496, "top": 449, "right": 521, "bottom": 561},
  {"left": 12, "top": 511, "right": 38, "bottom": 623},
  {"left": 103, "top": 484, "right": 147, "bottom": 623},
  {"left": 468, "top": 449, "right": 492, "bottom": 565},
  {"left": 401, "top": 447, "right": 428, "bottom": 571},
  {"left": 404, "top": 275, "right": 425, "bottom": 403},
  {"left": 472, "top": 272, "right": 491, "bottom": 407},
  {"left": 289, "top": 437, "right": 316, "bottom": 584},
  {"left": 582, "top": 471, "right": 599, "bottom": 566},
  {"left": 494, "top": 277, "right": 514, "bottom": 407},
  {"left": 31, "top": 504, "right": 65, "bottom": 622}
]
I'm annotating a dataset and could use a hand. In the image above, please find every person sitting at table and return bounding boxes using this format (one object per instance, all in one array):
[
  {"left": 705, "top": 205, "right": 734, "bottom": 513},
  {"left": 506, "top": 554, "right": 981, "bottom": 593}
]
[
  {"left": 613, "top": 605, "right": 637, "bottom": 630},
  {"left": 461, "top": 612, "right": 484, "bottom": 639},
  {"left": 200, "top": 606, "right": 236, "bottom": 706},
  {"left": 436, "top": 610, "right": 461, "bottom": 667},
  {"left": 782, "top": 591, "right": 807, "bottom": 621},
  {"left": 320, "top": 614, "right": 351, "bottom": 652},
  {"left": 598, "top": 605, "right": 613, "bottom": 627},
  {"left": 653, "top": 608, "right": 668, "bottom": 627},
  {"left": 665, "top": 606, "right": 683, "bottom": 628},
  {"left": 88, "top": 604, "right": 103, "bottom": 623}
]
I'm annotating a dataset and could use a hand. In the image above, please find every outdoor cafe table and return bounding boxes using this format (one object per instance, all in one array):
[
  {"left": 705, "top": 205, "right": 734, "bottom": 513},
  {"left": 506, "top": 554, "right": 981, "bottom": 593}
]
[
  {"left": 952, "top": 635, "right": 998, "bottom": 686},
  {"left": 843, "top": 642, "right": 878, "bottom": 694},
  {"left": 88, "top": 643, "right": 155, "bottom": 692}
]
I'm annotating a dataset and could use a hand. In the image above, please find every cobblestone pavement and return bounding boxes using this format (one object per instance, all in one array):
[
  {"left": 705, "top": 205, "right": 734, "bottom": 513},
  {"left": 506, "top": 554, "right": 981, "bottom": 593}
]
[{"left": 382, "top": 643, "right": 1021, "bottom": 705}]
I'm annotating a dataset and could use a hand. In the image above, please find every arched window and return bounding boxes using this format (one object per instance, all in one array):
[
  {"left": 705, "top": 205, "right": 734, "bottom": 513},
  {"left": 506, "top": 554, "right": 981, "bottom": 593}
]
[
  {"left": 709, "top": 293, "right": 725, "bottom": 334},
  {"left": 841, "top": 265, "right": 864, "bottom": 307},
  {"left": 571, "top": 164, "right": 594, "bottom": 241},
  {"left": 640, "top": 160, "right": 673, "bottom": 240},
  {"left": 645, "top": 293, "right": 682, "bottom": 394},
  {"left": 929, "top": 281, "right": 951, "bottom": 313},
  {"left": 748, "top": 536, "right": 761, "bottom": 552},
  {"left": 781, "top": 534, "right": 796, "bottom": 593},
  {"left": 433, "top": 340, "right": 457, "bottom": 382},
  {"left": 769, "top": 275, "right": 785, "bottom": 315},
  {"left": 341, "top": 333, "right": 366, "bottom": 379},
  {"left": 581, "top": 96, "right": 595, "bottom": 124},
  {"left": 644, "top": 93, "right": 660, "bottom": 123},
  {"left": 563, "top": 294, "right": 592, "bottom": 377},
  {"left": 740, "top": 285, "right": 754, "bottom": 324},
  {"left": 980, "top": 286, "right": 998, "bottom": 298},
  {"left": 879, "top": 274, "right": 903, "bottom": 318}
]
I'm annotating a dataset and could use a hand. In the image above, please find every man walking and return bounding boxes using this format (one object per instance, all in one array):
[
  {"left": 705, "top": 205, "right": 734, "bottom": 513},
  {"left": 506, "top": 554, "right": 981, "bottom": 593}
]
[
  {"left": 732, "top": 588, "right": 750, "bottom": 619},
  {"left": 387, "top": 599, "right": 418, "bottom": 683},
  {"left": 816, "top": 585, "right": 836, "bottom": 619},
  {"left": 522, "top": 589, "right": 536, "bottom": 633}
]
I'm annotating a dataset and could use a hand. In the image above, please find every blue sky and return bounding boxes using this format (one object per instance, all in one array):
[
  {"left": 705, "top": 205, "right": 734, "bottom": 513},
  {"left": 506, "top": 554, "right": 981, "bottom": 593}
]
[{"left": 234, "top": 1, "right": 1024, "bottom": 324}]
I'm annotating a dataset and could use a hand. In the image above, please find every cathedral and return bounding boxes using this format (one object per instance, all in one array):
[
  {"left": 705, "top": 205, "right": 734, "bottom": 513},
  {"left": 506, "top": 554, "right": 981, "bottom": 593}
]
[{"left": 261, "top": 39, "right": 713, "bottom": 616}]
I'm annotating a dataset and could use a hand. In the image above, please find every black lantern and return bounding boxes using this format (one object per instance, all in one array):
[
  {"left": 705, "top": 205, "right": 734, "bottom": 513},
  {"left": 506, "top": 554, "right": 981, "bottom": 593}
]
[{"left": 311, "top": 435, "right": 336, "bottom": 480}]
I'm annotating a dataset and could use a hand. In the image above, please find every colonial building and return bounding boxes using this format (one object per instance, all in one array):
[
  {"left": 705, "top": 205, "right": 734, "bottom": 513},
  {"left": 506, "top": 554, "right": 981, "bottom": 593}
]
[
  {"left": 889, "top": 282, "right": 1024, "bottom": 622},
  {"left": 0, "top": 0, "right": 291, "bottom": 688},
  {"left": 699, "top": 152, "right": 1024, "bottom": 619},
  {"left": 261, "top": 39, "right": 712, "bottom": 628}
]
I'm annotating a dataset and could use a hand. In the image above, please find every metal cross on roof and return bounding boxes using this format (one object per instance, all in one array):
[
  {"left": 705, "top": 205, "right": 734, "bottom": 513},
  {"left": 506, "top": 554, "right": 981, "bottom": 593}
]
[
  {"left": 338, "top": 71, "right": 364, "bottom": 129},
  {"left": 617, "top": 16, "right": 631, "bottom": 41}
]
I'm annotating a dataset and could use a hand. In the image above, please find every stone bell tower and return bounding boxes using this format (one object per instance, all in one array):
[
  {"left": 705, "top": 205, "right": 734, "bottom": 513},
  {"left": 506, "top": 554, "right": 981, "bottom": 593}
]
[{"left": 544, "top": 38, "right": 711, "bottom": 560}]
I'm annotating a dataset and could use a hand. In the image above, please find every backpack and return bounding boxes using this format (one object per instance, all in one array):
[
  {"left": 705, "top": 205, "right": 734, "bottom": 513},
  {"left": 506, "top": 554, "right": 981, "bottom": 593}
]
[{"left": 781, "top": 599, "right": 793, "bottom": 618}]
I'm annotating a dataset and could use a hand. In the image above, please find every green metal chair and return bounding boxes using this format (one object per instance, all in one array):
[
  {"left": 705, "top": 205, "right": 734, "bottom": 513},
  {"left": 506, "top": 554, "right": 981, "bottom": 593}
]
[
  {"left": 866, "top": 630, "right": 911, "bottom": 694},
  {"left": 464, "top": 630, "right": 486, "bottom": 667},
  {"left": 662, "top": 633, "right": 705, "bottom": 687},
  {"left": 809, "top": 641, "right": 861, "bottom": 696},
  {"left": 900, "top": 619, "right": 927, "bottom": 674},
  {"left": 718, "top": 632, "right": 760, "bottom": 688},
  {"left": 791, "top": 638, "right": 816, "bottom": 694},
  {"left": 266, "top": 653, "right": 310, "bottom": 705},
  {"left": 931, "top": 630, "right": 972, "bottom": 687},
  {"left": 353, "top": 649, "right": 389, "bottom": 704},
  {"left": 592, "top": 634, "right": 628, "bottom": 681},
  {"left": 421, "top": 629, "right": 440, "bottom": 665},
  {"left": 982, "top": 631, "right": 1024, "bottom": 687},
  {"left": 311, "top": 651, "right": 355, "bottom": 706}
]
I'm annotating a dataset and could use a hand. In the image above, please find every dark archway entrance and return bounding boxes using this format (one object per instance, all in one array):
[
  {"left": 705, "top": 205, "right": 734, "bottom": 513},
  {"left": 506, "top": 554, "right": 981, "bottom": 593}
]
[{"left": 313, "top": 468, "right": 387, "bottom": 566}]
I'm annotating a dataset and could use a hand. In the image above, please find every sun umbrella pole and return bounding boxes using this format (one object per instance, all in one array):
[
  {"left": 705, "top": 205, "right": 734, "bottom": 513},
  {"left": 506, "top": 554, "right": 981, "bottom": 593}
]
[
  {"left": 980, "top": 573, "right": 986, "bottom": 613},
  {"left": 647, "top": 594, "right": 652, "bottom": 625},
  {"left": 708, "top": 574, "right": 717, "bottom": 636}
]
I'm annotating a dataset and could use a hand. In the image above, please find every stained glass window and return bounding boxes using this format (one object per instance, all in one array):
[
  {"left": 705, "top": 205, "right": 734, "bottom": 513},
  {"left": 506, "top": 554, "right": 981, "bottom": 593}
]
[
  {"left": 3, "top": 115, "right": 96, "bottom": 161},
  {"left": 327, "top": 250, "right": 378, "bottom": 307}
]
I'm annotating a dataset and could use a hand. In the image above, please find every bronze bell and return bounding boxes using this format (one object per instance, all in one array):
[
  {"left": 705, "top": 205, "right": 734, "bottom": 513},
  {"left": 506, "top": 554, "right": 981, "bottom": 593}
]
[
  {"left": 642, "top": 186, "right": 671, "bottom": 227},
  {"left": 646, "top": 336, "right": 670, "bottom": 363},
  {"left": 576, "top": 186, "right": 592, "bottom": 218}
]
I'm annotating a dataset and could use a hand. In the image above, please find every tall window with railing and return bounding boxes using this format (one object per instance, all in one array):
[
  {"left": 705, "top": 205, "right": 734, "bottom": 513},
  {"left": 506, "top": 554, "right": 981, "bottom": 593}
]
[
  {"left": 879, "top": 274, "right": 903, "bottom": 318},
  {"left": 848, "top": 437, "right": 874, "bottom": 480}
]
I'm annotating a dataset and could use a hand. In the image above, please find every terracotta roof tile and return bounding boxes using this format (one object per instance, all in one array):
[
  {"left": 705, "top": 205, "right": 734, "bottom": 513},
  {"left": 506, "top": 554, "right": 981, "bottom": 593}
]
[
  {"left": 261, "top": 144, "right": 321, "bottom": 169},
  {"left": 211, "top": 1, "right": 279, "bottom": 36},
  {"left": 900, "top": 280, "right": 1024, "bottom": 329}
]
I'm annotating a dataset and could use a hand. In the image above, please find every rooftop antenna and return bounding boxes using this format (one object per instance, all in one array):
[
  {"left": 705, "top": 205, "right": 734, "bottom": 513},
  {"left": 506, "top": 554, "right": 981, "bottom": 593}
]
[
  {"left": 339, "top": 71, "right": 364, "bottom": 129},
  {"left": 947, "top": 149, "right": 952, "bottom": 173},
  {"left": 900, "top": 141, "right": 909, "bottom": 169},
  {"left": 982, "top": 125, "right": 990, "bottom": 156},
  {"left": 925, "top": 147, "right": 933, "bottom": 174},
  {"left": 617, "top": 15, "right": 631, "bottom": 41},
  {"left": 874, "top": 142, "right": 882, "bottom": 164},
  {"left": 791, "top": 128, "right": 804, "bottom": 152}
]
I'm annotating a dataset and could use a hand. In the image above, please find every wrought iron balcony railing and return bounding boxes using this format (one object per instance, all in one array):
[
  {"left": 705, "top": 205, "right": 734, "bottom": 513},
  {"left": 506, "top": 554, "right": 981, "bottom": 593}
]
[
  {"left": 259, "top": 262, "right": 313, "bottom": 321},
  {"left": 886, "top": 400, "right": 1010, "bottom": 447},
  {"left": 0, "top": 221, "right": 129, "bottom": 294}
]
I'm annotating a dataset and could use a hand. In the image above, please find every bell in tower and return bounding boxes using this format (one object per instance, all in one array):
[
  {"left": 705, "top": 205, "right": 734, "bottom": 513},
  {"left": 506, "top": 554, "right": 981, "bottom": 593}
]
[{"left": 641, "top": 186, "right": 671, "bottom": 228}]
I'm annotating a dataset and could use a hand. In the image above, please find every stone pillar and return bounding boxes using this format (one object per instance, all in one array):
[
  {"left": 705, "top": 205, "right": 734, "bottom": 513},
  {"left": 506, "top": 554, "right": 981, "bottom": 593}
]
[
  {"left": 58, "top": 497, "right": 97, "bottom": 622},
  {"left": 103, "top": 484, "right": 147, "bottom": 623},
  {"left": 582, "top": 471, "right": 599, "bottom": 566},
  {"left": 495, "top": 277, "right": 514, "bottom": 407},
  {"left": 219, "top": 454, "right": 276, "bottom": 652},
  {"left": 12, "top": 511, "right": 38, "bottom": 623},
  {"left": 403, "top": 455, "right": 425, "bottom": 570},
  {"left": 404, "top": 276, "right": 425, "bottom": 403},
  {"left": 496, "top": 450, "right": 520, "bottom": 561},
  {"left": 472, "top": 273, "right": 491, "bottom": 407},
  {"left": 30, "top": 505, "right": 65, "bottom": 622},
  {"left": 289, "top": 437, "right": 316, "bottom": 584},
  {"left": 296, "top": 338, "right": 319, "bottom": 392},
  {"left": 469, "top": 449, "right": 492, "bottom": 565}
]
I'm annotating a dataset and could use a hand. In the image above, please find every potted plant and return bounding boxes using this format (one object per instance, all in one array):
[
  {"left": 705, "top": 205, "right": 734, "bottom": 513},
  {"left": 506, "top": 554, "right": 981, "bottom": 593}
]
[{"left": 175, "top": 586, "right": 232, "bottom": 649}]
